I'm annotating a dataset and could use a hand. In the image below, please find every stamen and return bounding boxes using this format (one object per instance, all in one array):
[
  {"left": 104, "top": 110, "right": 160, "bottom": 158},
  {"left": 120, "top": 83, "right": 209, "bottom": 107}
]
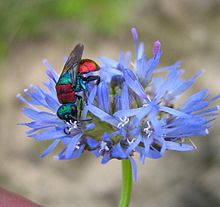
[
  {"left": 181, "top": 138, "right": 197, "bottom": 150},
  {"left": 75, "top": 142, "right": 81, "bottom": 150},
  {"left": 143, "top": 121, "right": 153, "bottom": 137},
  {"left": 188, "top": 138, "right": 197, "bottom": 150},
  {"left": 69, "top": 120, "right": 78, "bottom": 129},
  {"left": 127, "top": 137, "right": 136, "bottom": 145},
  {"left": 99, "top": 141, "right": 109, "bottom": 153},
  {"left": 64, "top": 121, "right": 80, "bottom": 135},
  {"left": 117, "top": 116, "right": 129, "bottom": 128}
]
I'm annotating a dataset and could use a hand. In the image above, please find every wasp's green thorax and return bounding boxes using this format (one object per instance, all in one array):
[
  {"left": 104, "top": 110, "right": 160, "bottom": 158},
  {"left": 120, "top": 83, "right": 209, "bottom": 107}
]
[
  {"left": 57, "top": 72, "right": 72, "bottom": 85},
  {"left": 74, "top": 74, "right": 86, "bottom": 92},
  {"left": 57, "top": 103, "right": 77, "bottom": 121}
]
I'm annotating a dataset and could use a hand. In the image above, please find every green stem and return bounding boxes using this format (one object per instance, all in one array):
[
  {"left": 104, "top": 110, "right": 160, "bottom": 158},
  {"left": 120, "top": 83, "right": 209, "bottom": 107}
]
[{"left": 118, "top": 159, "right": 132, "bottom": 207}]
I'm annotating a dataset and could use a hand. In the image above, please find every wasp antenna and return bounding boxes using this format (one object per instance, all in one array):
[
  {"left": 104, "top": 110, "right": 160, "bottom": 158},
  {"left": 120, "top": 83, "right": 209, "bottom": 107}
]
[{"left": 80, "top": 118, "right": 92, "bottom": 122}]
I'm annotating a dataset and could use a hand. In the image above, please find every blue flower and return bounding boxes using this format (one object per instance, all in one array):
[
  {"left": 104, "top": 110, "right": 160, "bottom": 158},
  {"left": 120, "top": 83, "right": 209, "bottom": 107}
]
[
  {"left": 98, "top": 28, "right": 219, "bottom": 169},
  {"left": 17, "top": 60, "right": 97, "bottom": 159},
  {"left": 18, "top": 28, "right": 219, "bottom": 182}
]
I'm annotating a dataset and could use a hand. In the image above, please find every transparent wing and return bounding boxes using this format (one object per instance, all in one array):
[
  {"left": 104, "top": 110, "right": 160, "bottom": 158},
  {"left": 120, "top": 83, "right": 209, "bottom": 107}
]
[{"left": 60, "top": 43, "right": 84, "bottom": 76}]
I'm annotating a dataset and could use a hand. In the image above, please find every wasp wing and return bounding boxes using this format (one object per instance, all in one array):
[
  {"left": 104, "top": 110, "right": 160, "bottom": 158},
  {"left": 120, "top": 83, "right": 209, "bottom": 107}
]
[{"left": 60, "top": 43, "right": 84, "bottom": 76}]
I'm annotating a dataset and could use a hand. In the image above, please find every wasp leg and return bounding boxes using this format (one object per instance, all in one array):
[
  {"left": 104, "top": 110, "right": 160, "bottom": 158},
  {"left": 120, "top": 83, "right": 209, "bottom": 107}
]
[{"left": 83, "top": 75, "right": 100, "bottom": 85}]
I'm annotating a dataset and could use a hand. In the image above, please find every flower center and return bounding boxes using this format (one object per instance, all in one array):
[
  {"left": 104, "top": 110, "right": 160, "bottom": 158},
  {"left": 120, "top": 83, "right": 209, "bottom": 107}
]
[{"left": 64, "top": 121, "right": 80, "bottom": 135}]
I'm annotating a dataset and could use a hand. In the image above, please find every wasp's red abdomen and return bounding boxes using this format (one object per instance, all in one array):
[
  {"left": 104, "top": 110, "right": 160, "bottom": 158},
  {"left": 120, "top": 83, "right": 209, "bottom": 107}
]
[
  {"left": 78, "top": 59, "right": 100, "bottom": 74},
  {"left": 55, "top": 84, "right": 75, "bottom": 104}
]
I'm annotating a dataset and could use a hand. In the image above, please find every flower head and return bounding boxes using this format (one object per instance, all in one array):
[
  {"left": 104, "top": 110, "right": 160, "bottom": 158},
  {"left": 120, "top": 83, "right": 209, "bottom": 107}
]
[{"left": 18, "top": 28, "right": 219, "bottom": 181}]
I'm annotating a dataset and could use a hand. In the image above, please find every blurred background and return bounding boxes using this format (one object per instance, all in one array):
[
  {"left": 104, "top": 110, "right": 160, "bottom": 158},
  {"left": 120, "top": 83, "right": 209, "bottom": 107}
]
[{"left": 0, "top": 0, "right": 220, "bottom": 206}]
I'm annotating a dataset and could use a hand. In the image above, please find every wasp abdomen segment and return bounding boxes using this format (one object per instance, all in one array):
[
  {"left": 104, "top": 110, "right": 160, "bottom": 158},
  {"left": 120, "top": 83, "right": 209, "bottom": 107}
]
[
  {"left": 55, "top": 84, "right": 75, "bottom": 104},
  {"left": 78, "top": 59, "right": 100, "bottom": 74}
]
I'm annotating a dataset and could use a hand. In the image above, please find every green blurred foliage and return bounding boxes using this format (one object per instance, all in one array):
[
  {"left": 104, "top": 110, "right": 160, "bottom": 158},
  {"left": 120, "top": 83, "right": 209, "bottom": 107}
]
[{"left": 0, "top": 0, "right": 133, "bottom": 57}]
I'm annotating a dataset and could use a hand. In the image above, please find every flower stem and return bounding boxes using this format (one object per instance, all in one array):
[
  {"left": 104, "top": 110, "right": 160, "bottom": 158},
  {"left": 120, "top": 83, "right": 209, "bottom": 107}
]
[{"left": 118, "top": 159, "right": 132, "bottom": 207}]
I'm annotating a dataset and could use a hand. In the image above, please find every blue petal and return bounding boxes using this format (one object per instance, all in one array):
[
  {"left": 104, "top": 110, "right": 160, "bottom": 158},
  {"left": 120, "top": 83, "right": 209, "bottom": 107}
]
[
  {"left": 141, "top": 51, "right": 161, "bottom": 86},
  {"left": 126, "top": 134, "right": 142, "bottom": 154},
  {"left": 195, "top": 106, "right": 220, "bottom": 115},
  {"left": 112, "top": 144, "right": 127, "bottom": 159},
  {"left": 88, "top": 85, "right": 97, "bottom": 104},
  {"left": 43, "top": 59, "right": 58, "bottom": 82},
  {"left": 54, "top": 147, "right": 66, "bottom": 160},
  {"left": 153, "top": 40, "right": 161, "bottom": 56},
  {"left": 98, "top": 82, "right": 110, "bottom": 113},
  {"left": 98, "top": 57, "right": 118, "bottom": 68},
  {"left": 56, "top": 145, "right": 85, "bottom": 160},
  {"left": 114, "top": 108, "right": 137, "bottom": 118},
  {"left": 165, "top": 141, "right": 194, "bottom": 151},
  {"left": 135, "top": 103, "right": 155, "bottom": 121},
  {"left": 181, "top": 89, "right": 208, "bottom": 112},
  {"left": 65, "top": 133, "right": 83, "bottom": 158},
  {"left": 87, "top": 138, "right": 99, "bottom": 149},
  {"left": 148, "top": 110, "right": 163, "bottom": 137},
  {"left": 25, "top": 91, "right": 55, "bottom": 111},
  {"left": 16, "top": 94, "right": 39, "bottom": 111},
  {"left": 70, "top": 145, "right": 85, "bottom": 159},
  {"left": 119, "top": 52, "right": 132, "bottom": 68},
  {"left": 209, "top": 94, "right": 220, "bottom": 102},
  {"left": 136, "top": 55, "right": 146, "bottom": 80},
  {"left": 147, "top": 149, "right": 163, "bottom": 159},
  {"left": 131, "top": 28, "right": 139, "bottom": 61},
  {"left": 159, "top": 106, "right": 191, "bottom": 118},
  {"left": 99, "top": 66, "right": 122, "bottom": 83},
  {"left": 154, "top": 69, "right": 180, "bottom": 102},
  {"left": 142, "top": 134, "right": 153, "bottom": 155},
  {"left": 22, "top": 108, "right": 57, "bottom": 121},
  {"left": 119, "top": 127, "right": 126, "bottom": 138},
  {"left": 102, "top": 132, "right": 112, "bottom": 142},
  {"left": 123, "top": 68, "right": 149, "bottom": 100},
  {"left": 155, "top": 61, "right": 181, "bottom": 73},
  {"left": 121, "top": 84, "right": 129, "bottom": 110},
  {"left": 85, "top": 123, "right": 95, "bottom": 131},
  {"left": 170, "top": 70, "right": 203, "bottom": 97},
  {"left": 114, "top": 95, "right": 121, "bottom": 112},
  {"left": 101, "top": 153, "right": 111, "bottom": 164},
  {"left": 21, "top": 121, "right": 57, "bottom": 129},
  {"left": 128, "top": 156, "right": 137, "bottom": 182},
  {"left": 43, "top": 82, "right": 57, "bottom": 97},
  {"left": 45, "top": 94, "right": 60, "bottom": 112},
  {"left": 159, "top": 140, "right": 166, "bottom": 155},
  {"left": 30, "top": 128, "right": 66, "bottom": 141},
  {"left": 86, "top": 105, "right": 118, "bottom": 127},
  {"left": 40, "top": 139, "right": 60, "bottom": 158},
  {"left": 137, "top": 42, "right": 144, "bottom": 60},
  {"left": 91, "top": 149, "right": 100, "bottom": 158}
]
